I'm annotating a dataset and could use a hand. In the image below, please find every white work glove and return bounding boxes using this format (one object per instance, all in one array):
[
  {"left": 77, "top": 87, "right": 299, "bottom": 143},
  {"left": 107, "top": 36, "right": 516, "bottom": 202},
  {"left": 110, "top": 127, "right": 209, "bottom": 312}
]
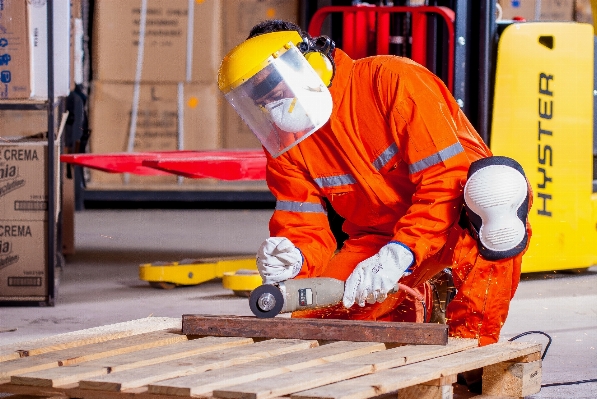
[
  {"left": 256, "top": 237, "right": 303, "bottom": 284},
  {"left": 343, "top": 242, "right": 414, "bottom": 308}
]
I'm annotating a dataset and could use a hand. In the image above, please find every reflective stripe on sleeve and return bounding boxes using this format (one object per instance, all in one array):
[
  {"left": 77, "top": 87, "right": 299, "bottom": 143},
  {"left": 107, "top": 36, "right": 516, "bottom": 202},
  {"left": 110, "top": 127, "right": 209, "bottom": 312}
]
[
  {"left": 408, "top": 142, "right": 464, "bottom": 174},
  {"left": 275, "top": 200, "right": 327, "bottom": 214},
  {"left": 373, "top": 143, "right": 399, "bottom": 171},
  {"left": 314, "top": 174, "right": 356, "bottom": 188}
]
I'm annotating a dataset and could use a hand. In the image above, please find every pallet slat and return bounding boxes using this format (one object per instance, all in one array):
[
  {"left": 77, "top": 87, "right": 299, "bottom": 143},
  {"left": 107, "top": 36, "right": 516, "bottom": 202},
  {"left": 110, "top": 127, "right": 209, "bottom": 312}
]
[
  {"left": 214, "top": 362, "right": 376, "bottom": 399},
  {"left": 148, "top": 341, "right": 386, "bottom": 397},
  {"left": 341, "top": 337, "right": 477, "bottom": 370},
  {"left": 292, "top": 342, "right": 542, "bottom": 399},
  {"left": 10, "top": 337, "right": 253, "bottom": 388},
  {"left": 209, "top": 339, "right": 475, "bottom": 399},
  {"left": 78, "top": 339, "right": 318, "bottom": 392},
  {"left": 0, "top": 318, "right": 544, "bottom": 399},
  {"left": 0, "top": 317, "right": 180, "bottom": 363},
  {"left": 182, "top": 315, "right": 448, "bottom": 345},
  {"left": 0, "top": 330, "right": 186, "bottom": 383}
]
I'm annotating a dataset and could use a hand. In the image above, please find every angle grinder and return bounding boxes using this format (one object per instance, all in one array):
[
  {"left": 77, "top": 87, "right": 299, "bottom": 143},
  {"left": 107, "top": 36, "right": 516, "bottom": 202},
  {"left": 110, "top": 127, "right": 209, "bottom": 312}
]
[{"left": 248, "top": 277, "right": 426, "bottom": 319}]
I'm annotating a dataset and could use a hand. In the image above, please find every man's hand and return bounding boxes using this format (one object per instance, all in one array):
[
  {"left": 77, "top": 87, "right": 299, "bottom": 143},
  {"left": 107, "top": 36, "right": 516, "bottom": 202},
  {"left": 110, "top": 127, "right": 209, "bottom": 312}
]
[
  {"left": 256, "top": 237, "right": 303, "bottom": 284},
  {"left": 343, "top": 242, "right": 414, "bottom": 308}
]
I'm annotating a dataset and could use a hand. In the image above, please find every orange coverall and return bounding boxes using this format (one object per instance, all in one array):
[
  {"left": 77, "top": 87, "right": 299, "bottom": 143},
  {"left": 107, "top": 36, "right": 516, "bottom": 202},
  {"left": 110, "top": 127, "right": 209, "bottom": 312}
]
[{"left": 265, "top": 49, "right": 531, "bottom": 346}]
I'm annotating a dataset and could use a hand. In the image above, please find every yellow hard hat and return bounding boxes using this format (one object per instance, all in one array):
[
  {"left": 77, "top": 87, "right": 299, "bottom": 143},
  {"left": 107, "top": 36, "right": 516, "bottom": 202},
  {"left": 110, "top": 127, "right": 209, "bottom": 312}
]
[{"left": 218, "top": 31, "right": 303, "bottom": 94}]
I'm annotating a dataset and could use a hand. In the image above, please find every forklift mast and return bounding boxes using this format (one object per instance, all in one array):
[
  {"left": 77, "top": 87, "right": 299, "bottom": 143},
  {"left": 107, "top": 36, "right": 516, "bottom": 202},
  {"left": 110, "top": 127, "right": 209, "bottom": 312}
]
[{"left": 301, "top": 0, "right": 498, "bottom": 145}]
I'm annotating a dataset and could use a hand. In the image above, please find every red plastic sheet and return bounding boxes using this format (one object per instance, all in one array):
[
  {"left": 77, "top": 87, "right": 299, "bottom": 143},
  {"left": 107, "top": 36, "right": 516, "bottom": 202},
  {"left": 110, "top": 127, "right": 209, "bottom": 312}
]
[{"left": 61, "top": 150, "right": 267, "bottom": 181}]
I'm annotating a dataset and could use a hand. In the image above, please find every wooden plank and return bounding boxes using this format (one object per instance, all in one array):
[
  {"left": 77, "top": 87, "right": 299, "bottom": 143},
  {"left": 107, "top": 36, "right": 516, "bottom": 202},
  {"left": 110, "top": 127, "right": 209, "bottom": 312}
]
[
  {"left": 0, "top": 383, "right": 182, "bottom": 399},
  {"left": 398, "top": 384, "right": 452, "bottom": 399},
  {"left": 10, "top": 336, "right": 253, "bottom": 388},
  {"left": 0, "top": 330, "right": 185, "bottom": 384},
  {"left": 399, "top": 375, "right": 457, "bottom": 399},
  {"left": 213, "top": 362, "right": 376, "bottom": 399},
  {"left": 0, "top": 384, "right": 73, "bottom": 399},
  {"left": 78, "top": 339, "right": 318, "bottom": 392},
  {"left": 291, "top": 342, "right": 542, "bottom": 399},
  {"left": 342, "top": 338, "right": 476, "bottom": 370},
  {"left": 182, "top": 315, "right": 448, "bottom": 345},
  {"left": 0, "top": 317, "right": 180, "bottom": 363},
  {"left": 0, "top": 395, "right": 68, "bottom": 399},
  {"left": 482, "top": 359, "right": 542, "bottom": 397},
  {"left": 148, "top": 341, "right": 386, "bottom": 397}
]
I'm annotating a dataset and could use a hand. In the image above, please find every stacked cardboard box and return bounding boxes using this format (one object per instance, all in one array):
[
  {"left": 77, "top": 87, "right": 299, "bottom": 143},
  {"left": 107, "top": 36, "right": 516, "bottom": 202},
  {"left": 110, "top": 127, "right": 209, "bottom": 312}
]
[
  {"left": 89, "top": 0, "right": 224, "bottom": 185},
  {"left": 0, "top": 135, "right": 61, "bottom": 300},
  {"left": 499, "top": 0, "right": 575, "bottom": 21},
  {"left": 574, "top": 0, "right": 594, "bottom": 24},
  {"left": 221, "top": 0, "right": 300, "bottom": 150},
  {"left": 88, "top": 0, "right": 299, "bottom": 187},
  {"left": 0, "top": 0, "right": 70, "bottom": 100}
]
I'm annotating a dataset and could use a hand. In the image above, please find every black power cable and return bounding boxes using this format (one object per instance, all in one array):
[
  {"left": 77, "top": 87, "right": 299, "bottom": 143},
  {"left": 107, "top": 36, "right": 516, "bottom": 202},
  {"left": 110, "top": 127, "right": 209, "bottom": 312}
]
[
  {"left": 508, "top": 331, "right": 597, "bottom": 389},
  {"left": 541, "top": 378, "right": 597, "bottom": 388},
  {"left": 507, "top": 330, "right": 552, "bottom": 360}
]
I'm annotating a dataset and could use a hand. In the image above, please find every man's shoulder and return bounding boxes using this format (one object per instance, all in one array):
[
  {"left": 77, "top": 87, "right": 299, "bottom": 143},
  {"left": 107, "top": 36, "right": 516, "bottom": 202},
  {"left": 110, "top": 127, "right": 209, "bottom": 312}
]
[{"left": 353, "top": 54, "right": 427, "bottom": 75}]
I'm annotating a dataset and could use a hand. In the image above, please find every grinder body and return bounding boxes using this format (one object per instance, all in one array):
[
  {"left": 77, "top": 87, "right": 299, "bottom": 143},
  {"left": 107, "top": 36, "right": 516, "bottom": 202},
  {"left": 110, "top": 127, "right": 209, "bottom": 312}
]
[
  {"left": 249, "top": 277, "right": 345, "bottom": 318},
  {"left": 249, "top": 277, "right": 427, "bottom": 319}
]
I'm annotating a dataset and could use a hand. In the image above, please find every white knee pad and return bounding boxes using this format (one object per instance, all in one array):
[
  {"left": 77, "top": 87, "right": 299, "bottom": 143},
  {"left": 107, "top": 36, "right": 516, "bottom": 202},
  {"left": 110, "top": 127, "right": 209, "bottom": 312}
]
[{"left": 464, "top": 156, "right": 529, "bottom": 260}]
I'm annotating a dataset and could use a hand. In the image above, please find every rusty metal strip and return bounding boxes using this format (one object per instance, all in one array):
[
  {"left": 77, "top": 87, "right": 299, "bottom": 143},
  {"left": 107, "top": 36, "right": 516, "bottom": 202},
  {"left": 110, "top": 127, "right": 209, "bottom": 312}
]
[{"left": 181, "top": 315, "right": 447, "bottom": 345}]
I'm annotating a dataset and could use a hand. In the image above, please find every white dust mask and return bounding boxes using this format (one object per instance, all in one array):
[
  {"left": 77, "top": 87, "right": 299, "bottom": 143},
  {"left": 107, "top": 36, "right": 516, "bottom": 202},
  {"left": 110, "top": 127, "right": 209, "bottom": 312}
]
[{"left": 265, "top": 97, "right": 313, "bottom": 133}]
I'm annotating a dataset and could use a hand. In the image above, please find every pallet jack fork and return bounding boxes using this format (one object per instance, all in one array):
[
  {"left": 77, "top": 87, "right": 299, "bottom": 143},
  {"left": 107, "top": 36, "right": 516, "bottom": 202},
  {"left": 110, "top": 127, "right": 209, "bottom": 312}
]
[{"left": 139, "top": 256, "right": 260, "bottom": 291}]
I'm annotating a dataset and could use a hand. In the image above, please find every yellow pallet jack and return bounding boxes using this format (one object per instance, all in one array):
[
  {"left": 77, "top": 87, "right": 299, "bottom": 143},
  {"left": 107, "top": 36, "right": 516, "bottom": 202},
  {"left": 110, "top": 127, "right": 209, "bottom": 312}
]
[
  {"left": 139, "top": 256, "right": 261, "bottom": 294},
  {"left": 222, "top": 269, "right": 262, "bottom": 297}
]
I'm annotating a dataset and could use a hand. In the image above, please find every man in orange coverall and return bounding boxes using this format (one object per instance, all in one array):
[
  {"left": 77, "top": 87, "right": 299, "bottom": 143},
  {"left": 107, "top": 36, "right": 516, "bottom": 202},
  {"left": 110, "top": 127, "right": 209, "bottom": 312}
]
[{"left": 218, "top": 21, "right": 532, "bottom": 351}]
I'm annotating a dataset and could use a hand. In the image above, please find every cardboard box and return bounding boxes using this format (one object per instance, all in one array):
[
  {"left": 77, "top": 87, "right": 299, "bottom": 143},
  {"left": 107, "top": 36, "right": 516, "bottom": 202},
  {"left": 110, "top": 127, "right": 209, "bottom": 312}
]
[
  {"left": 221, "top": 0, "right": 299, "bottom": 150},
  {"left": 88, "top": 81, "right": 221, "bottom": 185},
  {"left": 222, "top": 0, "right": 300, "bottom": 54},
  {"left": 92, "top": 0, "right": 222, "bottom": 83},
  {"left": 499, "top": 0, "right": 574, "bottom": 21},
  {"left": 0, "top": 110, "right": 48, "bottom": 137},
  {"left": 27, "top": 0, "right": 71, "bottom": 99},
  {"left": 0, "top": 220, "right": 48, "bottom": 298},
  {"left": 0, "top": 0, "right": 31, "bottom": 99},
  {"left": 574, "top": 0, "right": 594, "bottom": 23},
  {"left": 0, "top": 139, "right": 61, "bottom": 222},
  {"left": 222, "top": 102, "right": 262, "bottom": 149},
  {"left": 540, "top": 0, "right": 574, "bottom": 20}
]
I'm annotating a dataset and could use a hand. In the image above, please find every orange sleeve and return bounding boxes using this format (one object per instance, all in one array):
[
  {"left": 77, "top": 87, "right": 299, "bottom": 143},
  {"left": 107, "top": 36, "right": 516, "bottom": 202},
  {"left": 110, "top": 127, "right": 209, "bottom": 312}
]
[
  {"left": 378, "top": 60, "right": 474, "bottom": 265},
  {"left": 265, "top": 149, "right": 337, "bottom": 278}
]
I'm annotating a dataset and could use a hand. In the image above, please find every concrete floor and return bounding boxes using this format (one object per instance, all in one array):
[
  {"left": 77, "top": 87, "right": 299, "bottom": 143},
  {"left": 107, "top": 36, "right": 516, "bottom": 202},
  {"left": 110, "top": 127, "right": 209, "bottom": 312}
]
[{"left": 1, "top": 209, "right": 596, "bottom": 398}]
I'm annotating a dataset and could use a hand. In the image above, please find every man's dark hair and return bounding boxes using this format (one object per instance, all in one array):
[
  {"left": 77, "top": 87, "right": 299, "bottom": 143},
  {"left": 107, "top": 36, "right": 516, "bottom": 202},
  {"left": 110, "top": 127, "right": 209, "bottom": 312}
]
[{"left": 247, "top": 19, "right": 310, "bottom": 40}]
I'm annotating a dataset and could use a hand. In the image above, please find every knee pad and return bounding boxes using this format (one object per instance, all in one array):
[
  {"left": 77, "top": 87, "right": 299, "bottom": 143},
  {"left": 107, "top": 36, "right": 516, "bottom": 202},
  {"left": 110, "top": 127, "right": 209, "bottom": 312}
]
[{"left": 464, "top": 156, "right": 529, "bottom": 260}]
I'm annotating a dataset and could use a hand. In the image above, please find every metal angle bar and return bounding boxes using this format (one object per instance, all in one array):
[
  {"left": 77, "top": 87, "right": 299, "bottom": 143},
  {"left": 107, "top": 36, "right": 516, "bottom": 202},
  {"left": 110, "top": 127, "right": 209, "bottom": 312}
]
[{"left": 182, "top": 315, "right": 448, "bottom": 345}]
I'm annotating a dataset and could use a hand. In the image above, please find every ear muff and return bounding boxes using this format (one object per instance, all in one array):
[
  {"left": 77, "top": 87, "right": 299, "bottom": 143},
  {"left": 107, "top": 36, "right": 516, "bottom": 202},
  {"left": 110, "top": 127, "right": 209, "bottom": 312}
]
[{"left": 297, "top": 36, "right": 336, "bottom": 87}]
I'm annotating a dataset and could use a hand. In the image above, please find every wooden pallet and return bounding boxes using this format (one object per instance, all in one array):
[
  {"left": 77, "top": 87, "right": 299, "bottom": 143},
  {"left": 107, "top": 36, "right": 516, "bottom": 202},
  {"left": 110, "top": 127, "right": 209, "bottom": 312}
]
[{"left": 0, "top": 317, "right": 543, "bottom": 399}]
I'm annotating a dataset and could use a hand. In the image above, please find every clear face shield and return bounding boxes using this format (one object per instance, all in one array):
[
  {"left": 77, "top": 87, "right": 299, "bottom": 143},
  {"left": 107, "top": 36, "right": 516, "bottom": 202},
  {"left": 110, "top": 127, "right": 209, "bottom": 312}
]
[{"left": 223, "top": 45, "right": 334, "bottom": 157}]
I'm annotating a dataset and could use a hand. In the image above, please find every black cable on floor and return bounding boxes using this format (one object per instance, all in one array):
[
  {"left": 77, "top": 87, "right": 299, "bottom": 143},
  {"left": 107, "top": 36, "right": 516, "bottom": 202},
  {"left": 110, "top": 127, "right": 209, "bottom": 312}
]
[
  {"left": 508, "top": 332, "right": 596, "bottom": 389},
  {"left": 541, "top": 378, "right": 597, "bottom": 388},
  {"left": 507, "top": 330, "right": 552, "bottom": 360}
]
